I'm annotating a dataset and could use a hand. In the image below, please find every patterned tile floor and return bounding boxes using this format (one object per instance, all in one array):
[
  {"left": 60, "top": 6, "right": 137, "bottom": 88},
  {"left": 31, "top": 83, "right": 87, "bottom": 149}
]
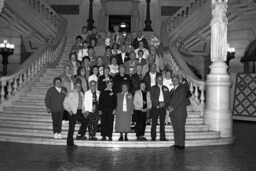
[{"left": 0, "top": 121, "right": 256, "bottom": 171}]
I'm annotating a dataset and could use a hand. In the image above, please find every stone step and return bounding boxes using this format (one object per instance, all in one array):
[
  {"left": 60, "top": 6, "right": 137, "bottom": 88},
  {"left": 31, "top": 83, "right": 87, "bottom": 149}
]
[
  {"left": 1, "top": 111, "right": 201, "bottom": 122},
  {"left": 0, "top": 113, "right": 202, "bottom": 122},
  {"left": 0, "top": 122, "right": 209, "bottom": 132},
  {"left": 0, "top": 133, "right": 235, "bottom": 147},
  {"left": 0, "top": 127, "right": 219, "bottom": 139},
  {"left": 0, "top": 117, "right": 204, "bottom": 125}
]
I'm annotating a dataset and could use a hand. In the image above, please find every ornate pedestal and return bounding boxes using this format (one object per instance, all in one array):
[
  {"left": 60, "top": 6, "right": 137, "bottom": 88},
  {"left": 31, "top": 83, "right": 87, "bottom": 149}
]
[{"left": 204, "top": 62, "right": 233, "bottom": 137}]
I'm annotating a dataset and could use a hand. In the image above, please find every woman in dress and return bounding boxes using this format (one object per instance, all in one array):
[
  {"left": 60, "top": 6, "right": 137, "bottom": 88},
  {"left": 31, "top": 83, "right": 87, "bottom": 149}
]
[{"left": 115, "top": 83, "right": 134, "bottom": 141}]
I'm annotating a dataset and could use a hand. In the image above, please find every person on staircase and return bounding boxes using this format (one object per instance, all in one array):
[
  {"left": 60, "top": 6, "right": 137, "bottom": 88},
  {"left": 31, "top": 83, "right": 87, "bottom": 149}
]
[
  {"left": 150, "top": 75, "right": 170, "bottom": 141},
  {"left": 45, "top": 77, "right": 67, "bottom": 139},
  {"left": 76, "top": 66, "right": 89, "bottom": 93},
  {"left": 163, "top": 70, "right": 174, "bottom": 125},
  {"left": 98, "top": 66, "right": 113, "bottom": 92},
  {"left": 71, "top": 36, "right": 83, "bottom": 54},
  {"left": 132, "top": 31, "right": 149, "bottom": 50},
  {"left": 60, "top": 64, "right": 76, "bottom": 123},
  {"left": 68, "top": 52, "right": 80, "bottom": 76},
  {"left": 111, "top": 25, "right": 123, "bottom": 45},
  {"left": 111, "top": 43, "right": 121, "bottom": 56},
  {"left": 178, "top": 73, "right": 192, "bottom": 106},
  {"left": 77, "top": 40, "right": 89, "bottom": 63},
  {"left": 169, "top": 75, "right": 188, "bottom": 149},
  {"left": 115, "top": 83, "right": 134, "bottom": 141},
  {"left": 98, "top": 80, "right": 117, "bottom": 141},
  {"left": 79, "top": 26, "right": 88, "bottom": 41},
  {"left": 113, "top": 65, "right": 130, "bottom": 93},
  {"left": 81, "top": 56, "right": 91, "bottom": 79},
  {"left": 83, "top": 80, "right": 100, "bottom": 140},
  {"left": 133, "top": 81, "right": 152, "bottom": 141},
  {"left": 63, "top": 79, "right": 89, "bottom": 149},
  {"left": 115, "top": 44, "right": 130, "bottom": 65},
  {"left": 135, "top": 41, "right": 150, "bottom": 60}
]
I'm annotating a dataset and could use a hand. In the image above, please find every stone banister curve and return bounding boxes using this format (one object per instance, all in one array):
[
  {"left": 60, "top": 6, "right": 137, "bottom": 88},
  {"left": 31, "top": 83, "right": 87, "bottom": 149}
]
[
  {"left": 167, "top": 0, "right": 209, "bottom": 34},
  {"left": 25, "top": 0, "right": 59, "bottom": 28},
  {"left": 0, "top": 5, "right": 67, "bottom": 107}
]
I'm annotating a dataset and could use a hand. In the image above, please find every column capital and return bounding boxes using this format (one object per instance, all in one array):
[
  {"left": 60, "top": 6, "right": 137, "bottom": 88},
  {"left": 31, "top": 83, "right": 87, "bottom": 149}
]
[{"left": 211, "top": 0, "right": 228, "bottom": 4}]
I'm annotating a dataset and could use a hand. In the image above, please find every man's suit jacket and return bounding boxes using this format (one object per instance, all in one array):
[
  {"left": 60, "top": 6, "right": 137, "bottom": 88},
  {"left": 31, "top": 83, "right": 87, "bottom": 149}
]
[
  {"left": 169, "top": 84, "right": 187, "bottom": 117},
  {"left": 132, "top": 37, "right": 149, "bottom": 50},
  {"left": 115, "top": 53, "right": 130, "bottom": 65},
  {"left": 150, "top": 85, "right": 170, "bottom": 108},
  {"left": 135, "top": 58, "right": 147, "bottom": 66},
  {"left": 143, "top": 72, "right": 161, "bottom": 91}
]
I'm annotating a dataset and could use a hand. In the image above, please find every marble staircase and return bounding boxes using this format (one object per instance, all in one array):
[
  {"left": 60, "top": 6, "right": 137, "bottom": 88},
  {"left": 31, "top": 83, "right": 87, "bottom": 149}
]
[{"left": 0, "top": 35, "right": 235, "bottom": 147}]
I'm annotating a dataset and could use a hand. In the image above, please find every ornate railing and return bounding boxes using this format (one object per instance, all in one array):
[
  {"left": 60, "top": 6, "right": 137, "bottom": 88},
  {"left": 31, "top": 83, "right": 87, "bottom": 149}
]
[
  {"left": 167, "top": 0, "right": 209, "bottom": 33},
  {"left": 26, "top": 0, "right": 59, "bottom": 28},
  {"left": 0, "top": 1, "right": 67, "bottom": 108},
  {"left": 163, "top": 47, "right": 206, "bottom": 115}
]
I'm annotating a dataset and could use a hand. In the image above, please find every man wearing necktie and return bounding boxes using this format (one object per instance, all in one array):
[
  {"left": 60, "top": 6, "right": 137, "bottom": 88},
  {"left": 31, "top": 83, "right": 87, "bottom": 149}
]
[
  {"left": 150, "top": 75, "right": 170, "bottom": 141},
  {"left": 169, "top": 75, "right": 188, "bottom": 149}
]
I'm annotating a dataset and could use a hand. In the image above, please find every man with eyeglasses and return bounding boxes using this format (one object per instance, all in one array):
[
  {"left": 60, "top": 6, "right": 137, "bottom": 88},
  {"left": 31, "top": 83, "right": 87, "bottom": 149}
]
[{"left": 83, "top": 80, "right": 100, "bottom": 140}]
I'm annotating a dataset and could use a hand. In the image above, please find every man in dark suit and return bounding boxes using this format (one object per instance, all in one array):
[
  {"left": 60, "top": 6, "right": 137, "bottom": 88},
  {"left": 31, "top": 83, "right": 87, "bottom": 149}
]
[
  {"left": 169, "top": 75, "right": 188, "bottom": 149},
  {"left": 144, "top": 64, "right": 161, "bottom": 91},
  {"left": 132, "top": 31, "right": 149, "bottom": 50},
  {"left": 150, "top": 75, "right": 170, "bottom": 141},
  {"left": 115, "top": 44, "right": 130, "bottom": 65}
]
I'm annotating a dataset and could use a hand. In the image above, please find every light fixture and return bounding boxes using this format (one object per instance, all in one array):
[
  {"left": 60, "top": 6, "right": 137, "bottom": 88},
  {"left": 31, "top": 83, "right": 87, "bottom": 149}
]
[
  {"left": 226, "top": 44, "right": 235, "bottom": 66},
  {"left": 120, "top": 22, "right": 127, "bottom": 28},
  {"left": 0, "top": 40, "right": 15, "bottom": 76}
]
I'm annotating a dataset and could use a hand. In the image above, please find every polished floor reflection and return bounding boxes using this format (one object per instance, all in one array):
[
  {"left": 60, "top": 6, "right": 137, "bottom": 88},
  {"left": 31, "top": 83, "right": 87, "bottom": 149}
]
[{"left": 0, "top": 121, "right": 255, "bottom": 171}]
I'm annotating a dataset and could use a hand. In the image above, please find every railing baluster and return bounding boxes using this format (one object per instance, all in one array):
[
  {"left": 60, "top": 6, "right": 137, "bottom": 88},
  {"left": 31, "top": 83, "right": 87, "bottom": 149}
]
[
  {"left": 0, "top": 81, "right": 6, "bottom": 103},
  {"left": 194, "top": 85, "right": 199, "bottom": 103},
  {"left": 18, "top": 75, "right": 23, "bottom": 91},
  {"left": 13, "top": 78, "right": 18, "bottom": 95},
  {"left": 7, "top": 80, "right": 12, "bottom": 100}
]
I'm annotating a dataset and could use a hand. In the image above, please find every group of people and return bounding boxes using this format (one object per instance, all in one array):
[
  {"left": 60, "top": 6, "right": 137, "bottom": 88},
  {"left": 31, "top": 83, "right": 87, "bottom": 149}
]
[{"left": 45, "top": 25, "right": 191, "bottom": 150}]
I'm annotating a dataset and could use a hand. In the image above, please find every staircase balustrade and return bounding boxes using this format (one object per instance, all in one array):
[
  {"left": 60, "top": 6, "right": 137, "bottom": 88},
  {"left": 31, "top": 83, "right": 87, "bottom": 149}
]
[
  {"left": 0, "top": 1, "right": 67, "bottom": 107},
  {"left": 162, "top": 47, "right": 206, "bottom": 116},
  {"left": 167, "top": 0, "right": 209, "bottom": 34},
  {"left": 26, "top": 0, "right": 59, "bottom": 28}
]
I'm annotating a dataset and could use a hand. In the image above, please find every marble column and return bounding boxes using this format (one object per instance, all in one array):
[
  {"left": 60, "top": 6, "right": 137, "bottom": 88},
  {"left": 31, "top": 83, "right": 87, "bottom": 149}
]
[
  {"left": 87, "top": 0, "right": 94, "bottom": 30},
  {"left": 144, "top": 0, "right": 153, "bottom": 31},
  {"left": 131, "top": 0, "right": 140, "bottom": 32},
  {"left": 204, "top": 0, "right": 233, "bottom": 138},
  {"left": 99, "top": 0, "right": 108, "bottom": 32}
]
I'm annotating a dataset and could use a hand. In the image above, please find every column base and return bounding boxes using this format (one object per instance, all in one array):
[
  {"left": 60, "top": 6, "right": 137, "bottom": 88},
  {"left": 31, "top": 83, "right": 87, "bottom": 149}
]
[{"left": 204, "top": 61, "right": 233, "bottom": 138}]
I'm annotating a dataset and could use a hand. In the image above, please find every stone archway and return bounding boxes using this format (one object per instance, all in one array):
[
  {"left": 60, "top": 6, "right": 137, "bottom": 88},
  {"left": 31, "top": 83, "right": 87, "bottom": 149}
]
[
  {"left": 98, "top": 0, "right": 140, "bottom": 32},
  {"left": 241, "top": 39, "right": 256, "bottom": 73}
]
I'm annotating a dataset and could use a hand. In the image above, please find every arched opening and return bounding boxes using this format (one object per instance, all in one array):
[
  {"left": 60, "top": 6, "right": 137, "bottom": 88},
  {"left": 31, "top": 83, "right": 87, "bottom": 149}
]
[{"left": 241, "top": 39, "right": 256, "bottom": 73}]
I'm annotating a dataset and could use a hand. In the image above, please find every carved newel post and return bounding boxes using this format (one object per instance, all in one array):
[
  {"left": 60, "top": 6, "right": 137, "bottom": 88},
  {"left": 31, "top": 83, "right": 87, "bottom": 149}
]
[
  {"left": 144, "top": 0, "right": 153, "bottom": 31},
  {"left": 87, "top": 0, "right": 94, "bottom": 30},
  {"left": 205, "top": 0, "right": 233, "bottom": 138}
]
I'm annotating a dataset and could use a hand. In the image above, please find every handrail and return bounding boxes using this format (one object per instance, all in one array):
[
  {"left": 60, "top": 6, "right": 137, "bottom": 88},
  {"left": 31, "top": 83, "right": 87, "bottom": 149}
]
[
  {"left": 25, "top": 0, "right": 59, "bottom": 28},
  {"left": 0, "top": 2, "right": 67, "bottom": 106},
  {"left": 167, "top": 0, "right": 209, "bottom": 34}
]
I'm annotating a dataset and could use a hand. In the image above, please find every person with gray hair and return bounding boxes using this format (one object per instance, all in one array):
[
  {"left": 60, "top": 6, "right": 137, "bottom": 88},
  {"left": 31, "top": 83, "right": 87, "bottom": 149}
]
[{"left": 83, "top": 80, "right": 100, "bottom": 140}]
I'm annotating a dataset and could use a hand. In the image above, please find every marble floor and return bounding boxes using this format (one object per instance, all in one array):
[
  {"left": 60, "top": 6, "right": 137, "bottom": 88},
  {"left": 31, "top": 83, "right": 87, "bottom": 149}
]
[{"left": 0, "top": 121, "right": 255, "bottom": 171}]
